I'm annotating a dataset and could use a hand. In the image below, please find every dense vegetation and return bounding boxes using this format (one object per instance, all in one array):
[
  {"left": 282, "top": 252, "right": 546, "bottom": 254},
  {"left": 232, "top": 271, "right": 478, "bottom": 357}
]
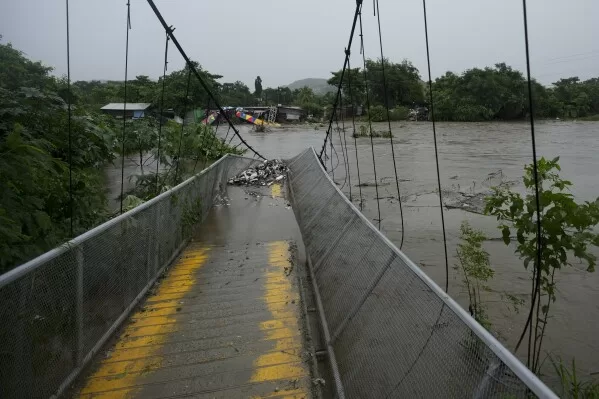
[
  {"left": 1, "top": 42, "right": 116, "bottom": 271},
  {"left": 432, "top": 64, "right": 599, "bottom": 121},
  {"left": 0, "top": 41, "right": 240, "bottom": 272},
  {"left": 327, "top": 59, "right": 599, "bottom": 121}
]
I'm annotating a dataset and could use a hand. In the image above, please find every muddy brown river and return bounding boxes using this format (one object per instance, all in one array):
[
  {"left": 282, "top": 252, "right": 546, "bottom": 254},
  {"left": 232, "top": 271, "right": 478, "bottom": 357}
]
[{"left": 229, "top": 120, "right": 599, "bottom": 383}]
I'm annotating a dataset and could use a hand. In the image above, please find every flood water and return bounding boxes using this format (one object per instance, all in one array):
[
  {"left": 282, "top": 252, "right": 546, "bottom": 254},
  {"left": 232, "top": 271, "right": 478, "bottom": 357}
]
[{"left": 226, "top": 120, "right": 599, "bottom": 381}]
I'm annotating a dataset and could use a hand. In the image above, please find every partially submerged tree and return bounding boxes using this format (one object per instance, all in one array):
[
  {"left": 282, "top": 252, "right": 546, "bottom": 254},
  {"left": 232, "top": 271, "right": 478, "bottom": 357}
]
[
  {"left": 485, "top": 157, "right": 599, "bottom": 373},
  {"left": 455, "top": 221, "right": 494, "bottom": 329}
]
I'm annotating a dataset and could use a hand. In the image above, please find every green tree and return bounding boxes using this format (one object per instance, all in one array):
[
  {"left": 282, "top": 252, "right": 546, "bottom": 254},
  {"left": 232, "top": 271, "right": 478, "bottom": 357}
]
[
  {"left": 327, "top": 67, "right": 366, "bottom": 105},
  {"left": 0, "top": 41, "right": 55, "bottom": 92},
  {"left": 120, "top": 117, "right": 158, "bottom": 173},
  {"left": 431, "top": 63, "right": 529, "bottom": 121},
  {"left": 128, "top": 75, "right": 156, "bottom": 104},
  {"left": 365, "top": 58, "right": 424, "bottom": 107},
  {"left": 295, "top": 86, "right": 315, "bottom": 104},
  {"left": 455, "top": 221, "right": 494, "bottom": 329},
  {"left": 129, "top": 122, "right": 245, "bottom": 199},
  {"left": 219, "top": 81, "right": 252, "bottom": 106},
  {"left": 485, "top": 157, "right": 599, "bottom": 373},
  {"left": 155, "top": 62, "right": 222, "bottom": 116}
]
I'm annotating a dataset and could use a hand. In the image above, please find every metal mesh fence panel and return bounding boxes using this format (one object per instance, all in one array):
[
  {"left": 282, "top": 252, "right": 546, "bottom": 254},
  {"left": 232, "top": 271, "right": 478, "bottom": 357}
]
[
  {"left": 288, "top": 148, "right": 556, "bottom": 399},
  {"left": 0, "top": 154, "right": 256, "bottom": 399}
]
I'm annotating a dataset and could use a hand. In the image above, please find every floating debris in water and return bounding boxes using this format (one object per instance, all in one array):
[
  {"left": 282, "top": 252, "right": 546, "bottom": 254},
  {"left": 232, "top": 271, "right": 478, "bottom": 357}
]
[{"left": 228, "top": 159, "right": 289, "bottom": 186}]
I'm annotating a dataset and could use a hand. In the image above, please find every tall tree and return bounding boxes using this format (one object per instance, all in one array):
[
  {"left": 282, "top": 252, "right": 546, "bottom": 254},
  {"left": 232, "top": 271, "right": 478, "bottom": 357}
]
[
  {"left": 365, "top": 58, "right": 424, "bottom": 107},
  {"left": 0, "top": 42, "right": 115, "bottom": 271},
  {"left": 220, "top": 81, "right": 252, "bottom": 106},
  {"left": 254, "top": 76, "right": 263, "bottom": 98},
  {"left": 327, "top": 67, "right": 366, "bottom": 105}
]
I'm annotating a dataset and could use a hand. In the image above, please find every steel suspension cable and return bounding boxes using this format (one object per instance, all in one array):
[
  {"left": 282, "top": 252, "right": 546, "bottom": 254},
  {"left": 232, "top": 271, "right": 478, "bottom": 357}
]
[
  {"left": 347, "top": 56, "right": 363, "bottom": 207},
  {"left": 119, "top": 0, "right": 132, "bottom": 214},
  {"left": 146, "top": 0, "right": 265, "bottom": 160},
  {"left": 338, "top": 89, "right": 352, "bottom": 194},
  {"left": 319, "top": 0, "right": 363, "bottom": 162},
  {"left": 155, "top": 32, "right": 169, "bottom": 193},
  {"left": 359, "top": 10, "right": 382, "bottom": 230},
  {"left": 330, "top": 137, "right": 335, "bottom": 181},
  {"left": 375, "top": 0, "right": 406, "bottom": 249},
  {"left": 223, "top": 124, "right": 231, "bottom": 143},
  {"left": 328, "top": 75, "right": 349, "bottom": 188},
  {"left": 204, "top": 100, "right": 221, "bottom": 169},
  {"left": 227, "top": 120, "right": 237, "bottom": 145},
  {"left": 174, "top": 69, "right": 192, "bottom": 184},
  {"left": 193, "top": 98, "right": 211, "bottom": 174},
  {"left": 514, "top": 0, "right": 544, "bottom": 370},
  {"left": 422, "top": 0, "right": 449, "bottom": 292},
  {"left": 386, "top": 6, "right": 452, "bottom": 395},
  {"left": 331, "top": 108, "right": 344, "bottom": 176},
  {"left": 65, "top": 0, "right": 74, "bottom": 236}
]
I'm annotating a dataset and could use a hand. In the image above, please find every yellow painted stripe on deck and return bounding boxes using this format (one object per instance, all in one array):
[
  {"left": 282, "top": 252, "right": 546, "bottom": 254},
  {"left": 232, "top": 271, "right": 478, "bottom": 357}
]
[
  {"left": 271, "top": 183, "right": 282, "bottom": 198},
  {"left": 76, "top": 247, "right": 210, "bottom": 398},
  {"left": 250, "top": 240, "right": 309, "bottom": 397}
]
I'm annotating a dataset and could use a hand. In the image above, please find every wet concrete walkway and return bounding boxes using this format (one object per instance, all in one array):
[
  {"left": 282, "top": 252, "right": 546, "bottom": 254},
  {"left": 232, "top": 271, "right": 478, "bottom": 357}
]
[{"left": 74, "top": 184, "right": 312, "bottom": 399}]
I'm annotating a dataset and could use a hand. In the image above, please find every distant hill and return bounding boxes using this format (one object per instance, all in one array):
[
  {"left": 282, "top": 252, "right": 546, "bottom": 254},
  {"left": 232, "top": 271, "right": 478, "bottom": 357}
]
[{"left": 286, "top": 78, "right": 336, "bottom": 95}]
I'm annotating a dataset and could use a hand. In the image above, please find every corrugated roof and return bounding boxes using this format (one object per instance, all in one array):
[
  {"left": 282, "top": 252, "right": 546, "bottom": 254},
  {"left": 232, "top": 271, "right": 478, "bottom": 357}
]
[{"left": 101, "top": 103, "right": 152, "bottom": 111}]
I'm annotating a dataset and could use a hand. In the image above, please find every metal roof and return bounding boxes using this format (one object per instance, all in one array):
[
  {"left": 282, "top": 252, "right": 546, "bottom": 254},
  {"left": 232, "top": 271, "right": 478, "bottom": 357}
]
[{"left": 101, "top": 103, "right": 152, "bottom": 111}]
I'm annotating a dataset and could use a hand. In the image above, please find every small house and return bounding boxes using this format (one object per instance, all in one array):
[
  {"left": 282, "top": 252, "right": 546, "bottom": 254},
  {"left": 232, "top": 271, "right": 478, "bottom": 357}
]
[
  {"left": 100, "top": 103, "right": 152, "bottom": 119},
  {"left": 276, "top": 106, "right": 306, "bottom": 122}
]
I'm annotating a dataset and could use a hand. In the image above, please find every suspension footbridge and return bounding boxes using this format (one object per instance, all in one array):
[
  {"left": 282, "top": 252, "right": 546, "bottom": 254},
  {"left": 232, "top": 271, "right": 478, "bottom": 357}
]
[{"left": 0, "top": 0, "right": 559, "bottom": 398}]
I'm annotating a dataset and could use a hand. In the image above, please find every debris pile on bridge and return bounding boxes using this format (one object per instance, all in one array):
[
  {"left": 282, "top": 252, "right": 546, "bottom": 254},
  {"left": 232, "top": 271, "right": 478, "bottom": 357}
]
[{"left": 228, "top": 159, "right": 289, "bottom": 186}]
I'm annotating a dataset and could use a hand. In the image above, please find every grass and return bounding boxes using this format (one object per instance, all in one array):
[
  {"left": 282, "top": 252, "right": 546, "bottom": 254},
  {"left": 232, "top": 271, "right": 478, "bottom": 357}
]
[
  {"left": 579, "top": 114, "right": 599, "bottom": 121},
  {"left": 550, "top": 355, "right": 599, "bottom": 398}
]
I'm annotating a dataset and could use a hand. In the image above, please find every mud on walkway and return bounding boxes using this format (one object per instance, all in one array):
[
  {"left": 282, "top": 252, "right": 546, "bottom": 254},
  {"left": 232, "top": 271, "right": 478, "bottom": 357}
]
[{"left": 73, "top": 184, "right": 313, "bottom": 399}]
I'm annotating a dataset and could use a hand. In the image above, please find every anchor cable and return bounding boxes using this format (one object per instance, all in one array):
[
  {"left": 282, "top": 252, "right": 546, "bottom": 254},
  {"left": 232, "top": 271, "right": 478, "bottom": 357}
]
[
  {"left": 384, "top": 3, "right": 451, "bottom": 386},
  {"left": 347, "top": 56, "right": 364, "bottom": 207},
  {"left": 174, "top": 68, "right": 192, "bottom": 184},
  {"left": 194, "top": 98, "right": 211, "bottom": 173},
  {"left": 319, "top": 0, "right": 363, "bottom": 162},
  {"left": 359, "top": 9, "right": 382, "bottom": 230},
  {"left": 65, "top": 0, "right": 74, "bottom": 236},
  {"left": 375, "top": 0, "right": 406, "bottom": 249},
  {"left": 119, "top": 0, "right": 132, "bottom": 214},
  {"left": 155, "top": 31, "right": 169, "bottom": 193},
  {"left": 338, "top": 87, "right": 352, "bottom": 195},
  {"left": 422, "top": 0, "right": 449, "bottom": 292},
  {"left": 146, "top": 0, "right": 265, "bottom": 160},
  {"left": 514, "top": 0, "right": 544, "bottom": 369}
]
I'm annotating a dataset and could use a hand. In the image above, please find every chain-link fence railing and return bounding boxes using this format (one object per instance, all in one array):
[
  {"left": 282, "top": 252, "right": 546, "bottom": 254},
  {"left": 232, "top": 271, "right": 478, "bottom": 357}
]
[
  {"left": 288, "top": 148, "right": 557, "bottom": 399},
  {"left": 0, "top": 154, "right": 257, "bottom": 399}
]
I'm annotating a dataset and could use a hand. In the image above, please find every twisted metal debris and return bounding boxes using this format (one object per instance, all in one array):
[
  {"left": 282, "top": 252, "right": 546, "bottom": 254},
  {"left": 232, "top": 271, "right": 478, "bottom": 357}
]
[{"left": 228, "top": 159, "right": 289, "bottom": 186}]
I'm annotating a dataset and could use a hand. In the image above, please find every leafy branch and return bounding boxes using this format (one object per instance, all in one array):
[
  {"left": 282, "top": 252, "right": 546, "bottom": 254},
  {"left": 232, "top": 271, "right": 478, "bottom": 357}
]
[{"left": 485, "top": 157, "right": 599, "bottom": 373}]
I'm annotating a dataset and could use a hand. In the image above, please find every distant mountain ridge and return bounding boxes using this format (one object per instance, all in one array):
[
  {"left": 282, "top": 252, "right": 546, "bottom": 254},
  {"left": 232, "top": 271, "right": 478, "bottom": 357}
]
[{"left": 286, "top": 78, "right": 336, "bottom": 95}]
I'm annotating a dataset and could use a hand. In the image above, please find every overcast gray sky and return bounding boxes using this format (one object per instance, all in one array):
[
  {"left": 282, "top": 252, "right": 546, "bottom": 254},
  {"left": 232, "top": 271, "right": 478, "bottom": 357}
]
[{"left": 1, "top": 0, "right": 597, "bottom": 88}]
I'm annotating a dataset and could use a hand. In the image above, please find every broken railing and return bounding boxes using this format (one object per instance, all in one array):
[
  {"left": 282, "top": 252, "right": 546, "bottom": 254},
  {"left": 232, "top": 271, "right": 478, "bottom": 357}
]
[{"left": 287, "top": 148, "right": 557, "bottom": 399}]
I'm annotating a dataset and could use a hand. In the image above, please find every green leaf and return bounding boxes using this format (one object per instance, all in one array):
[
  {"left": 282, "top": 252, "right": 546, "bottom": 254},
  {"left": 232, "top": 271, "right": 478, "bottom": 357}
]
[
  {"left": 502, "top": 226, "right": 511, "bottom": 245},
  {"left": 33, "top": 211, "right": 51, "bottom": 231},
  {"left": 517, "top": 230, "right": 525, "bottom": 244}
]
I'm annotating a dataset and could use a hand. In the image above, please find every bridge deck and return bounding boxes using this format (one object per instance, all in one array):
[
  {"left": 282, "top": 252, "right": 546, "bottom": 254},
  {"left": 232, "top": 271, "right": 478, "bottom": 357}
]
[{"left": 73, "top": 184, "right": 312, "bottom": 399}]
